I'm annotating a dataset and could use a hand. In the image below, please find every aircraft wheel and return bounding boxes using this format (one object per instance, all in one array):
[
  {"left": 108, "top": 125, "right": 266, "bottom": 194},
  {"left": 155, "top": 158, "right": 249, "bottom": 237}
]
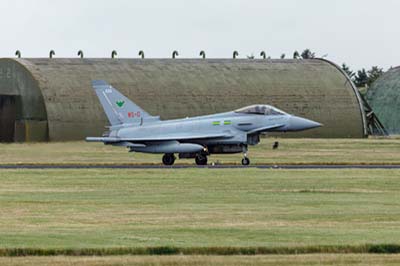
[
  {"left": 195, "top": 154, "right": 208, "bottom": 166},
  {"left": 162, "top": 153, "right": 176, "bottom": 166},
  {"left": 241, "top": 157, "right": 250, "bottom": 166}
]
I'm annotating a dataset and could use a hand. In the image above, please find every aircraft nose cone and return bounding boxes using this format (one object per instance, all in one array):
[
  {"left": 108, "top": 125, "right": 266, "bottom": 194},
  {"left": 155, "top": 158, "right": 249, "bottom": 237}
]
[{"left": 288, "top": 116, "right": 322, "bottom": 131}]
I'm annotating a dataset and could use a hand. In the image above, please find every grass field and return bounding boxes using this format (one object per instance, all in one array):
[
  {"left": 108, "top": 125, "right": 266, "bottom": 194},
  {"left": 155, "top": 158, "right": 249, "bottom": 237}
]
[
  {"left": 1, "top": 254, "right": 400, "bottom": 266},
  {"left": 0, "top": 138, "right": 399, "bottom": 165},
  {"left": 1, "top": 139, "right": 400, "bottom": 265},
  {"left": 1, "top": 168, "right": 400, "bottom": 249}
]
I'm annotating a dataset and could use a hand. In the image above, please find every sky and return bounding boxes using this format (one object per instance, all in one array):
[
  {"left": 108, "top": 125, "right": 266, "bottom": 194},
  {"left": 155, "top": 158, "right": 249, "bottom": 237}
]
[{"left": 1, "top": 0, "right": 399, "bottom": 70}]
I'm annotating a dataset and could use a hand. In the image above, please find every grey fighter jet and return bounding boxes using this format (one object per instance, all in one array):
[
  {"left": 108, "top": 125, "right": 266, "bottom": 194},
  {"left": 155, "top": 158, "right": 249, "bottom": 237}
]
[{"left": 86, "top": 80, "right": 322, "bottom": 166}]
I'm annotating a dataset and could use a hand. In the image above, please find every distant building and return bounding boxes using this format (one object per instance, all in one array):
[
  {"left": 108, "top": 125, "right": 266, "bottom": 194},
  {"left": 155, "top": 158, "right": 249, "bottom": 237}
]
[{"left": 367, "top": 66, "right": 400, "bottom": 135}]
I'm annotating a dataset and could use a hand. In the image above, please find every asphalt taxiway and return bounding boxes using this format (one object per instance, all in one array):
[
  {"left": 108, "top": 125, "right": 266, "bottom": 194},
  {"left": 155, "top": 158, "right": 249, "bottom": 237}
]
[{"left": 0, "top": 164, "right": 399, "bottom": 169}]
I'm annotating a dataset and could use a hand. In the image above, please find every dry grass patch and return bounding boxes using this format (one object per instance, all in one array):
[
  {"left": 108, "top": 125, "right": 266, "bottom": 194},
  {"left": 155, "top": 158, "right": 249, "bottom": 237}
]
[
  {"left": 0, "top": 138, "right": 399, "bottom": 165},
  {"left": 1, "top": 254, "right": 400, "bottom": 266}
]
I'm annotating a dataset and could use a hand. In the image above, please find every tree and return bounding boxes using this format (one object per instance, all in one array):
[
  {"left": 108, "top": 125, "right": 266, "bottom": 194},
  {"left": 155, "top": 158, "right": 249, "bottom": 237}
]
[
  {"left": 354, "top": 69, "right": 368, "bottom": 88},
  {"left": 293, "top": 51, "right": 300, "bottom": 59},
  {"left": 280, "top": 53, "right": 286, "bottom": 59},
  {"left": 301, "top": 49, "right": 316, "bottom": 59},
  {"left": 341, "top": 63, "right": 355, "bottom": 79},
  {"left": 366, "top": 66, "right": 384, "bottom": 87}
]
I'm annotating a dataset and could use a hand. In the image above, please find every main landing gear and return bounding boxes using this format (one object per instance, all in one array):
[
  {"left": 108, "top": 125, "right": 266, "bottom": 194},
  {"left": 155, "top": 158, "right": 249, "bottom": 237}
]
[
  {"left": 195, "top": 154, "right": 208, "bottom": 166},
  {"left": 162, "top": 153, "right": 176, "bottom": 166},
  {"left": 162, "top": 153, "right": 209, "bottom": 166}
]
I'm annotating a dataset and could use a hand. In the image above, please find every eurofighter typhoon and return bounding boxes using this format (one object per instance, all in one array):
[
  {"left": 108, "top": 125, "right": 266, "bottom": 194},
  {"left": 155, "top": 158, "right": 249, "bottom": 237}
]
[{"left": 86, "top": 80, "right": 322, "bottom": 165}]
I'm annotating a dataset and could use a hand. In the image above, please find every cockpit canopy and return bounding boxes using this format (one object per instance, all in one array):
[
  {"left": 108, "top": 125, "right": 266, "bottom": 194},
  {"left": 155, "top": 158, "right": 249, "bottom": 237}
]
[{"left": 235, "top": 105, "right": 286, "bottom": 116}]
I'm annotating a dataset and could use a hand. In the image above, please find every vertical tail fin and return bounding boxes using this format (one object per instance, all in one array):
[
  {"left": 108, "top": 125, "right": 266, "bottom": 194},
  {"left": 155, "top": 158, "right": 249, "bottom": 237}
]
[{"left": 92, "top": 80, "right": 158, "bottom": 126}]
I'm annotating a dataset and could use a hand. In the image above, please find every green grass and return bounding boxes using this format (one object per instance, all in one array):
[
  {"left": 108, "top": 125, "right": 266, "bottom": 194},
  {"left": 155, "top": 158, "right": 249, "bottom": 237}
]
[
  {"left": 0, "top": 138, "right": 399, "bottom": 165},
  {"left": 2, "top": 245, "right": 400, "bottom": 256},
  {"left": 2, "top": 254, "right": 400, "bottom": 266},
  {"left": 1, "top": 168, "right": 400, "bottom": 250}
]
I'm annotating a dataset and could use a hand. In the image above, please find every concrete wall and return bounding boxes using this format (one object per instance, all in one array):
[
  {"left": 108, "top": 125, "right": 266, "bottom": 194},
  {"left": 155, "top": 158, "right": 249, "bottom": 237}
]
[{"left": 0, "top": 58, "right": 366, "bottom": 141}]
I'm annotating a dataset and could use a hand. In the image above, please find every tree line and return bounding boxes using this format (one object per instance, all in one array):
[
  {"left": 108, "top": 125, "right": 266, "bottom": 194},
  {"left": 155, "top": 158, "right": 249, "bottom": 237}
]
[
  {"left": 341, "top": 64, "right": 384, "bottom": 88},
  {"left": 288, "top": 49, "right": 384, "bottom": 92}
]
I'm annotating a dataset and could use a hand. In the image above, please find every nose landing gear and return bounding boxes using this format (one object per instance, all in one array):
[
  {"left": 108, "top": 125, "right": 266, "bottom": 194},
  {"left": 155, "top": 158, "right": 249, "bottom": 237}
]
[
  {"left": 241, "top": 145, "right": 250, "bottom": 166},
  {"left": 242, "top": 157, "right": 250, "bottom": 166}
]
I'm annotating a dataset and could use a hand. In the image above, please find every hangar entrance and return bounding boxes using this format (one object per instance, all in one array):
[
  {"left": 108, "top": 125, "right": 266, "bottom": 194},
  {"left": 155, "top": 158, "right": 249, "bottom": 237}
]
[{"left": 0, "top": 95, "right": 18, "bottom": 142}]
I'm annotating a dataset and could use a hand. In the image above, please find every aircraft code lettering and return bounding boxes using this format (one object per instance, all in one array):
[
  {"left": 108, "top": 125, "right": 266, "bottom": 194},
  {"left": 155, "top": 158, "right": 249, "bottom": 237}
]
[{"left": 128, "top": 111, "right": 141, "bottom": 118}]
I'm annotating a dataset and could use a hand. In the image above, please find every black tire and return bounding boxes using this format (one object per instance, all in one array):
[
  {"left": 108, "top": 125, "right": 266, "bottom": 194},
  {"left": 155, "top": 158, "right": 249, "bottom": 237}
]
[
  {"left": 162, "top": 153, "right": 175, "bottom": 166},
  {"left": 241, "top": 157, "right": 250, "bottom": 166},
  {"left": 195, "top": 155, "right": 208, "bottom": 166}
]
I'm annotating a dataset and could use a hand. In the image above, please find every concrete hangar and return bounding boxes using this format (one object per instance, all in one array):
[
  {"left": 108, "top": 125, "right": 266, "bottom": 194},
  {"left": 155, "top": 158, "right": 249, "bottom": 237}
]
[
  {"left": 0, "top": 57, "right": 370, "bottom": 142},
  {"left": 366, "top": 66, "right": 400, "bottom": 135}
]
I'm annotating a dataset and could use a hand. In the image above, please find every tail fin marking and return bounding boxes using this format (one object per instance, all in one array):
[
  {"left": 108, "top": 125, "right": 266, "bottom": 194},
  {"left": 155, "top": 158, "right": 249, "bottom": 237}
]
[{"left": 92, "top": 80, "right": 158, "bottom": 126}]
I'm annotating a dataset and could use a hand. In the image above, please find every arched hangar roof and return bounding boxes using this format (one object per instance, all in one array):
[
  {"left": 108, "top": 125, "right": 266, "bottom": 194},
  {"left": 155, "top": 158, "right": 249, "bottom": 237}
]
[
  {"left": 0, "top": 58, "right": 367, "bottom": 141},
  {"left": 367, "top": 66, "right": 400, "bottom": 135}
]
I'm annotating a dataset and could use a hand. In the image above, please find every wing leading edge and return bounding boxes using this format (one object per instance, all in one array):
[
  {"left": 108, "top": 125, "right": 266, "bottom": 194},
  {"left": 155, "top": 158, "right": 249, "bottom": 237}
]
[{"left": 86, "top": 132, "right": 233, "bottom": 143}]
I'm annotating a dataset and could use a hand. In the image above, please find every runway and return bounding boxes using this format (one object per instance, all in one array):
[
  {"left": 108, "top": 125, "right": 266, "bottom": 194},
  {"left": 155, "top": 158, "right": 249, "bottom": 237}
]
[{"left": 0, "top": 164, "right": 400, "bottom": 169}]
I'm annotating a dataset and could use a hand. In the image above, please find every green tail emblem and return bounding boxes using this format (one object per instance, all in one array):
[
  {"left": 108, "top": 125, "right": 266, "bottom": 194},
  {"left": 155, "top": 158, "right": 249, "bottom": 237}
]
[{"left": 116, "top": 100, "right": 125, "bottom": 108}]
